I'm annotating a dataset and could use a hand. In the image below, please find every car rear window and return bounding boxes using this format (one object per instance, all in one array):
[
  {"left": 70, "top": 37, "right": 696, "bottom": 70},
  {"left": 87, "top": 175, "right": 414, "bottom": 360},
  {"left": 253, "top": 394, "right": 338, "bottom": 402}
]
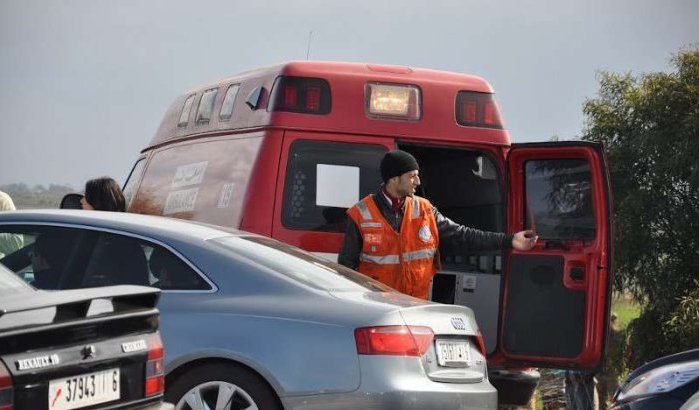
[{"left": 209, "top": 235, "right": 392, "bottom": 292}]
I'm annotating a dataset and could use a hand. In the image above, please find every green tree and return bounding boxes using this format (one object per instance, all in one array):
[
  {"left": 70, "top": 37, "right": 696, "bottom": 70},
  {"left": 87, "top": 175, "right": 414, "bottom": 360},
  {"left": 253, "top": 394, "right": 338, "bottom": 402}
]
[{"left": 581, "top": 46, "right": 699, "bottom": 363}]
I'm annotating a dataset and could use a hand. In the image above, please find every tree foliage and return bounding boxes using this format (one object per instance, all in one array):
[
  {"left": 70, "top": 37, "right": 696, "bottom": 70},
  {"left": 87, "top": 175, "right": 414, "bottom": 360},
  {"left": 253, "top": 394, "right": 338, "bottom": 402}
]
[
  {"left": 581, "top": 46, "right": 699, "bottom": 362},
  {"left": 582, "top": 47, "right": 699, "bottom": 310}
]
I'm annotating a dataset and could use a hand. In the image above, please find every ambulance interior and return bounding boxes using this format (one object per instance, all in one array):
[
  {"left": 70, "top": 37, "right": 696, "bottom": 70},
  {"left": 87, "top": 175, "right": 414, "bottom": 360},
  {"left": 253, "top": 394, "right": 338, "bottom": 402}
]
[{"left": 400, "top": 144, "right": 505, "bottom": 353}]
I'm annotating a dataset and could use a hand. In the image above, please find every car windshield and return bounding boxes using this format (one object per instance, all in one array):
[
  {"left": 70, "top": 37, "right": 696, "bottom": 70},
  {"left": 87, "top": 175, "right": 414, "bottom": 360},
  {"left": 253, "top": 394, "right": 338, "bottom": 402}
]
[
  {"left": 0, "top": 264, "right": 34, "bottom": 297},
  {"left": 209, "top": 235, "right": 393, "bottom": 292}
]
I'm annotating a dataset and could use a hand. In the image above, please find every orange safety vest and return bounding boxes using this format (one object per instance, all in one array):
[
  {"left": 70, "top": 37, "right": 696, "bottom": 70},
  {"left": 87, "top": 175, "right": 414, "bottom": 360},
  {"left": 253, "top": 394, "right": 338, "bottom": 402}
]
[{"left": 347, "top": 194, "right": 440, "bottom": 299}]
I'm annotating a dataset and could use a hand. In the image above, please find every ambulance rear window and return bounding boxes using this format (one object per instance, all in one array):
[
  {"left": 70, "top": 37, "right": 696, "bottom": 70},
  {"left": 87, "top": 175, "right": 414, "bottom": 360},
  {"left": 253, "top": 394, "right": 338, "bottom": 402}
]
[{"left": 282, "top": 140, "right": 386, "bottom": 232}]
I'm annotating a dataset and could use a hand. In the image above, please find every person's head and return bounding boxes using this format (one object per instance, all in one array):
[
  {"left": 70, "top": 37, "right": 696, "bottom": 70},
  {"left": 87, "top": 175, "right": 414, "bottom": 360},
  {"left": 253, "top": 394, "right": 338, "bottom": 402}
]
[
  {"left": 380, "top": 150, "right": 420, "bottom": 198},
  {"left": 82, "top": 177, "right": 126, "bottom": 212},
  {"left": 0, "top": 191, "right": 16, "bottom": 212}
]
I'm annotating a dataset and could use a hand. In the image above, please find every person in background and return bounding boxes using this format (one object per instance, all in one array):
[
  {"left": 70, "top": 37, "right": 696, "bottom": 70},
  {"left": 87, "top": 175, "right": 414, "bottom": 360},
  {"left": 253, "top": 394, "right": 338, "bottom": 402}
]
[
  {"left": 31, "top": 232, "right": 72, "bottom": 289},
  {"left": 0, "top": 191, "right": 23, "bottom": 258},
  {"left": 80, "top": 177, "right": 126, "bottom": 212},
  {"left": 339, "top": 150, "right": 537, "bottom": 299}
]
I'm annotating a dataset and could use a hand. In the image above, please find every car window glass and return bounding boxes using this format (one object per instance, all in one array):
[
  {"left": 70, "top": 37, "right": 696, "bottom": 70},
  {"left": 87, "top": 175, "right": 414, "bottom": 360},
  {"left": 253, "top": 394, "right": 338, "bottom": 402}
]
[
  {"left": 82, "top": 233, "right": 210, "bottom": 290},
  {"left": 282, "top": 140, "right": 386, "bottom": 232},
  {"left": 210, "top": 235, "right": 392, "bottom": 292},
  {"left": 0, "top": 225, "right": 82, "bottom": 289},
  {"left": 145, "top": 244, "right": 210, "bottom": 290},
  {"left": 82, "top": 233, "right": 151, "bottom": 287},
  {"left": 0, "top": 225, "right": 210, "bottom": 291}
]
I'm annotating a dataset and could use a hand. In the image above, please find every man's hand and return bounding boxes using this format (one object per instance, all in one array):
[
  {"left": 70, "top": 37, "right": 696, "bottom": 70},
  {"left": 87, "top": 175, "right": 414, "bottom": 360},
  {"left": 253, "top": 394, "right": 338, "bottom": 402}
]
[{"left": 512, "top": 230, "right": 538, "bottom": 251}]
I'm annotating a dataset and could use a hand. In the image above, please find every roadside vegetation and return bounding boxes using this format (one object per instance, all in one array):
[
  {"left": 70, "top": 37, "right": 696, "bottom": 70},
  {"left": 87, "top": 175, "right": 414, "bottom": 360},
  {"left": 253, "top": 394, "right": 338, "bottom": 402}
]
[
  {"left": 534, "top": 45, "right": 698, "bottom": 410},
  {"left": 0, "top": 183, "right": 74, "bottom": 209},
  {"left": 582, "top": 45, "right": 698, "bottom": 373}
]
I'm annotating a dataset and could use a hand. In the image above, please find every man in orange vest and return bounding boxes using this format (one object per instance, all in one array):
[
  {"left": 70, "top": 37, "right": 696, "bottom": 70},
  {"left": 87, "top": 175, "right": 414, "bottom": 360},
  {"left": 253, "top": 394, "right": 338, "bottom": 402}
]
[{"left": 339, "top": 150, "right": 538, "bottom": 299}]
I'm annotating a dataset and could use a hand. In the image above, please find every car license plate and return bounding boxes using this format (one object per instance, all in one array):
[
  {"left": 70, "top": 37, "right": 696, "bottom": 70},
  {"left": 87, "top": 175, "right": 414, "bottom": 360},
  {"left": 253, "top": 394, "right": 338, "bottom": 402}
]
[
  {"left": 436, "top": 340, "right": 470, "bottom": 367},
  {"left": 48, "top": 368, "right": 120, "bottom": 410}
]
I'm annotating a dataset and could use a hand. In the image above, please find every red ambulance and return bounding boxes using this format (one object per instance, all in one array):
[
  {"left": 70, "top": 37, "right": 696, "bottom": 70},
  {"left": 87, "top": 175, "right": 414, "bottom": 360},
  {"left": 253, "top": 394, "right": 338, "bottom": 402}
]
[{"left": 124, "top": 61, "right": 614, "bottom": 405}]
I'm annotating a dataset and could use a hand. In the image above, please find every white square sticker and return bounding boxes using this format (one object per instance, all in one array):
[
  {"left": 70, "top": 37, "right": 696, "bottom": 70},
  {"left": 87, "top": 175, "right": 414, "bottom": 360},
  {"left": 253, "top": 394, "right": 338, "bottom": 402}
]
[{"left": 316, "top": 164, "right": 359, "bottom": 208}]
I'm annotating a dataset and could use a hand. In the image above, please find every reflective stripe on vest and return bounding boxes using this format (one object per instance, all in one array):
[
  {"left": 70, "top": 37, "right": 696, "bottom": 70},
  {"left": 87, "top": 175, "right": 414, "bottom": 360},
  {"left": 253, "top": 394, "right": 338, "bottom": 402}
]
[
  {"left": 356, "top": 200, "right": 373, "bottom": 221},
  {"left": 358, "top": 196, "right": 418, "bottom": 220},
  {"left": 359, "top": 248, "right": 436, "bottom": 264},
  {"left": 403, "top": 248, "right": 436, "bottom": 262},
  {"left": 359, "top": 253, "right": 400, "bottom": 264}
]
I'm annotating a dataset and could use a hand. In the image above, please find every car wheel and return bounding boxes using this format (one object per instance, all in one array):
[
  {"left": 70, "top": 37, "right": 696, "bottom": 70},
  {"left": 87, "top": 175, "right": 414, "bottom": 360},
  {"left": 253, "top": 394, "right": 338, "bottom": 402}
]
[{"left": 167, "top": 363, "right": 281, "bottom": 410}]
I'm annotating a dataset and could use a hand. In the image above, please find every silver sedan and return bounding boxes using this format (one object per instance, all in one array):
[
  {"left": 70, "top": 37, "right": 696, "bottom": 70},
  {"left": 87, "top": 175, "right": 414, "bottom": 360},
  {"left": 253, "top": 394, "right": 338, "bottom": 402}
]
[{"left": 0, "top": 210, "right": 497, "bottom": 410}]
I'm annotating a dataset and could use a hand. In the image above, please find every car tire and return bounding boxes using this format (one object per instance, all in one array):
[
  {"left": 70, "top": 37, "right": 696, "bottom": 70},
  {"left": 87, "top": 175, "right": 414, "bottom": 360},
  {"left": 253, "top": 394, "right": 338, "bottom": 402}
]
[{"left": 166, "top": 363, "right": 281, "bottom": 410}]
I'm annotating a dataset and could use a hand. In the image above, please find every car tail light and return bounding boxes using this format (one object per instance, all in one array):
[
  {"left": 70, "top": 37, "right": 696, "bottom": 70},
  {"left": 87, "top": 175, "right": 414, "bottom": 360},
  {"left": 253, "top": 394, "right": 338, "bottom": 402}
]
[
  {"left": 455, "top": 91, "right": 504, "bottom": 129},
  {"left": 283, "top": 85, "right": 298, "bottom": 108},
  {"left": 355, "top": 325, "right": 434, "bottom": 356},
  {"left": 269, "top": 76, "right": 331, "bottom": 114},
  {"left": 0, "top": 361, "right": 13, "bottom": 410},
  {"left": 144, "top": 334, "right": 164, "bottom": 397},
  {"left": 365, "top": 83, "right": 421, "bottom": 120},
  {"left": 305, "top": 86, "right": 321, "bottom": 111},
  {"left": 475, "top": 330, "right": 487, "bottom": 356}
]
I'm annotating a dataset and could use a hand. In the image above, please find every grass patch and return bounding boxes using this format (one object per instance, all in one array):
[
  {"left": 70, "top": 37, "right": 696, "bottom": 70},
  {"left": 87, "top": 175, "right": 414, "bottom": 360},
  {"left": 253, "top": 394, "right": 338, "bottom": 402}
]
[
  {"left": 611, "top": 293, "right": 642, "bottom": 329},
  {"left": 531, "top": 293, "right": 643, "bottom": 409}
]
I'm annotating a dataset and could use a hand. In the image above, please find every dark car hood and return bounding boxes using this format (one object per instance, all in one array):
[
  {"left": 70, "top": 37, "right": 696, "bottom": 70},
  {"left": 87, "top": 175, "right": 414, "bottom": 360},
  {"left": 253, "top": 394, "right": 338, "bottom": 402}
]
[{"left": 625, "top": 349, "right": 699, "bottom": 383}]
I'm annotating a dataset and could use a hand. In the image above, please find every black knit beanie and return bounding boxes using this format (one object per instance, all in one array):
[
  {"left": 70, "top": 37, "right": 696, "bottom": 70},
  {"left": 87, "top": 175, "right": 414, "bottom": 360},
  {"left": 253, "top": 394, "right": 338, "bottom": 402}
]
[{"left": 380, "top": 150, "right": 419, "bottom": 182}]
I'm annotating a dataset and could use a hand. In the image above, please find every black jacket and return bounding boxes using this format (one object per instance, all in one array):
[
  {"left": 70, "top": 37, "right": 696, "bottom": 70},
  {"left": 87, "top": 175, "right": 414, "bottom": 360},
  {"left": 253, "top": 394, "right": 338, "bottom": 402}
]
[{"left": 338, "top": 190, "right": 512, "bottom": 270}]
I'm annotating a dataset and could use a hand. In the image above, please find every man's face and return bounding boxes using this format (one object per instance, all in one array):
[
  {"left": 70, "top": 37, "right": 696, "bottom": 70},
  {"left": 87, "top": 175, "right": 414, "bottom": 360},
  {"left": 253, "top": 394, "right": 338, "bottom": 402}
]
[{"left": 395, "top": 170, "right": 420, "bottom": 197}]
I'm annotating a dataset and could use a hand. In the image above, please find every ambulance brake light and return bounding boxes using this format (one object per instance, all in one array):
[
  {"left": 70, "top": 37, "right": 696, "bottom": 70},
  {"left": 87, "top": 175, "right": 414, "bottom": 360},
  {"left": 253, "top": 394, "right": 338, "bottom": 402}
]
[
  {"left": 455, "top": 91, "right": 504, "bottom": 129},
  {"left": 270, "top": 76, "right": 331, "bottom": 115},
  {"left": 365, "top": 83, "right": 421, "bottom": 120}
]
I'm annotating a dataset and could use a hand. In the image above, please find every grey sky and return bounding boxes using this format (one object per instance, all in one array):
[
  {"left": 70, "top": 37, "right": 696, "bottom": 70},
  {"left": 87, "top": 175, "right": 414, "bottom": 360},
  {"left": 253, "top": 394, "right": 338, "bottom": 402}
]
[{"left": 1, "top": 0, "right": 697, "bottom": 187}]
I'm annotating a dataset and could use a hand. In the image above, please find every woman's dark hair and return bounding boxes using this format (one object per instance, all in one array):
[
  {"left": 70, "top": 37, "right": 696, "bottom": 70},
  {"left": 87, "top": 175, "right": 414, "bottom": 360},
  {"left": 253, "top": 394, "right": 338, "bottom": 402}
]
[{"left": 84, "top": 177, "right": 126, "bottom": 212}]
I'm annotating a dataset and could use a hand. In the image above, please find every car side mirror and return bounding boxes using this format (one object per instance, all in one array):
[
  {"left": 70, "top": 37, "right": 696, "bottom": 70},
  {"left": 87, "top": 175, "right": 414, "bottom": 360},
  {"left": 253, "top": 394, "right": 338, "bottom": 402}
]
[{"left": 60, "top": 193, "right": 84, "bottom": 209}]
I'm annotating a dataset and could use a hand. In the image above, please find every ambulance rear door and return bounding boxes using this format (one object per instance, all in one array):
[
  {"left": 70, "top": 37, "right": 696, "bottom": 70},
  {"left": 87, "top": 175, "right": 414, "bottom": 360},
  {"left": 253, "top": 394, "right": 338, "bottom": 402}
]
[{"left": 501, "top": 141, "right": 613, "bottom": 369}]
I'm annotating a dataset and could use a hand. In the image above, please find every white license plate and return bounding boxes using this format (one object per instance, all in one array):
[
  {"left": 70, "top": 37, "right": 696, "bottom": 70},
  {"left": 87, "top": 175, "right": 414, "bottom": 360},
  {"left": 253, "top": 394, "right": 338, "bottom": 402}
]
[
  {"left": 48, "top": 368, "right": 120, "bottom": 410},
  {"left": 436, "top": 340, "right": 471, "bottom": 367}
]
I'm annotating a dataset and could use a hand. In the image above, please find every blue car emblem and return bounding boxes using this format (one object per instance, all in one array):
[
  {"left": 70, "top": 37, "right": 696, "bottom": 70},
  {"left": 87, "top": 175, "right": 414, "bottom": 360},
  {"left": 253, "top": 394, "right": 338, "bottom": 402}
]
[{"left": 451, "top": 317, "right": 466, "bottom": 330}]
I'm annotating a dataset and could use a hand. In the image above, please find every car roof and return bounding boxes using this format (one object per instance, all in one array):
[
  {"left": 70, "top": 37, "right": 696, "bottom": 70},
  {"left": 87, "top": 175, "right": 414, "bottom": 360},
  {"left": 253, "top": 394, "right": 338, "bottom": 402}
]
[{"left": 0, "top": 209, "right": 240, "bottom": 243}]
